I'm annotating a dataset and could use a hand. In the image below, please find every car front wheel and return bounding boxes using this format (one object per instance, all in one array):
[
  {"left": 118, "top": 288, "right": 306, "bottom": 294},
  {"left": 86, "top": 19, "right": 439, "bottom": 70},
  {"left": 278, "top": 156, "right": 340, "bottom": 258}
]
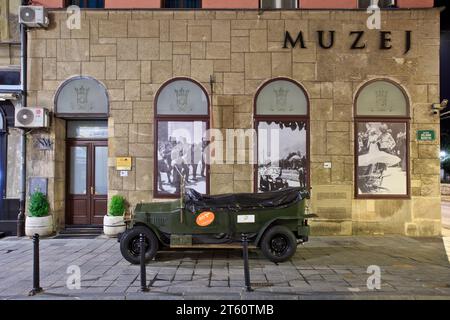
[
  {"left": 260, "top": 225, "right": 297, "bottom": 263},
  {"left": 120, "top": 226, "right": 159, "bottom": 264}
]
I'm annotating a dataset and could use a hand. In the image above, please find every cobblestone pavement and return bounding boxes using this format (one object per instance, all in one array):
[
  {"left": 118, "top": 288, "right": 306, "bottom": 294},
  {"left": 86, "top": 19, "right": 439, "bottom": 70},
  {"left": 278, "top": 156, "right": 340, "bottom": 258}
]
[{"left": 0, "top": 236, "right": 449, "bottom": 300}]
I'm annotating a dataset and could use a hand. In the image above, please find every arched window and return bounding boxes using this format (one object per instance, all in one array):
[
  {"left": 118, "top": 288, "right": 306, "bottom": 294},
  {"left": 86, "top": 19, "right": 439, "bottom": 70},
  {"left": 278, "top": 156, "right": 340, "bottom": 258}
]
[
  {"left": 155, "top": 78, "right": 209, "bottom": 198},
  {"left": 354, "top": 79, "right": 410, "bottom": 198},
  {"left": 254, "top": 78, "right": 309, "bottom": 192}
]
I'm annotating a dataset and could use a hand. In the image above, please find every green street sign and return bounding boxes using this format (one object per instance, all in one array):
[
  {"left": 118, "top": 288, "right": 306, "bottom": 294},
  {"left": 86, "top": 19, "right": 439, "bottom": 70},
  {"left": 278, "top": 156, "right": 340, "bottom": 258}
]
[{"left": 417, "top": 130, "right": 435, "bottom": 141}]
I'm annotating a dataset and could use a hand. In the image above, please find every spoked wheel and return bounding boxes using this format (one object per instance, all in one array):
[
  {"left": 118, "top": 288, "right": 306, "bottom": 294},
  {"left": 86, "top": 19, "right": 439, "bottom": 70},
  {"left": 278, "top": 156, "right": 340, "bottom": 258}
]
[
  {"left": 129, "top": 237, "right": 149, "bottom": 256},
  {"left": 120, "top": 226, "right": 159, "bottom": 264},
  {"left": 260, "top": 225, "right": 297, "bottom": 263},
  {"left": 270, "top": 235, "right": 289, "bottom": 256}
]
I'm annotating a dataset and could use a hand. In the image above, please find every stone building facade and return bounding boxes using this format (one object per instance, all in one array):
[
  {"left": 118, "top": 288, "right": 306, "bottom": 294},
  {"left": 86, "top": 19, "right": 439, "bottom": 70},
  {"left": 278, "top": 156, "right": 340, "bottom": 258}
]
[
  {"left": 0, "top": 0, "right": 20, "bottom": 66},
  {"left": 25, "top": 7, "right": 441, "bottom": 236}
]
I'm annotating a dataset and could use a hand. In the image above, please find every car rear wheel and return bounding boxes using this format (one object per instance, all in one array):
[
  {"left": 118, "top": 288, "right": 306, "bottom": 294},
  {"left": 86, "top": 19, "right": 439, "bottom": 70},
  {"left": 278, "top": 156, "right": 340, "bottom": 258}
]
[
  {"left": 260, "top": 225, "right": 297, "bottom": 263},
  {"left": 120, "top": 226, "right": 159, "bottom": 264}
]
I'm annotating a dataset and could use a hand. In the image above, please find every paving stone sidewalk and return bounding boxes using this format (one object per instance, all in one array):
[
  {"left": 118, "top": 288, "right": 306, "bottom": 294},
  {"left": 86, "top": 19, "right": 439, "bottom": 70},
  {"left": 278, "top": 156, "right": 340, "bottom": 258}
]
[{"left": 0, "top": 235, "right": 449, "bottom": 300}]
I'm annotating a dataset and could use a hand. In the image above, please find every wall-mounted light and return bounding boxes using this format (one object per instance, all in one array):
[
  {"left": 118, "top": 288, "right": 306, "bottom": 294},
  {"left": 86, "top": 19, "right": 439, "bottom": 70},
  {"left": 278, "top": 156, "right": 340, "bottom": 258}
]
[{"left": 432, "top": 99, "right": 449, "bottom": 115}]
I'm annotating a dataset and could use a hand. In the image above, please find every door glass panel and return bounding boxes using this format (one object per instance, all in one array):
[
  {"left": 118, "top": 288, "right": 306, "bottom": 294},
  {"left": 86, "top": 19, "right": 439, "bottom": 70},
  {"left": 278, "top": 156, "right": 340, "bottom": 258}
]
[
  {"left": 95, "top": 146, "right": 108, "bottom": 195},
  {"left": 70, "top": 146, "right": 87, "bottom": 194},
  {"left": 67, "top": 121, "right": 108, "bottom": 139}
]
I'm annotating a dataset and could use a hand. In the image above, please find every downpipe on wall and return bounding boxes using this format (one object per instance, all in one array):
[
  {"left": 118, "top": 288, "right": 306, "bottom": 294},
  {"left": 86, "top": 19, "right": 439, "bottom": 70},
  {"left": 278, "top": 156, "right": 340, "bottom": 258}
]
[{"left": 17, "top": 0, "right": 28, "bottom": 237}]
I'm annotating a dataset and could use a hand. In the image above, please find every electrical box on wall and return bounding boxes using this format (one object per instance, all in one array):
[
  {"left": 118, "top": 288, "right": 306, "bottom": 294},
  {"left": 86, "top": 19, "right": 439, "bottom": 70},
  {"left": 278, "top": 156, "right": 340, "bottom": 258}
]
[{"left": 116, "top": 157, "right": 132, "bottom": 171}]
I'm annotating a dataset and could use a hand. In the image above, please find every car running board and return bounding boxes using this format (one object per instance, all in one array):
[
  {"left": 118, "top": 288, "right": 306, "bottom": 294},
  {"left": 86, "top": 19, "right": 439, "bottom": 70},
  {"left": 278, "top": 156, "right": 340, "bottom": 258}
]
[{"left": 170, "top": 244, "right": 258, "bottom": 249}]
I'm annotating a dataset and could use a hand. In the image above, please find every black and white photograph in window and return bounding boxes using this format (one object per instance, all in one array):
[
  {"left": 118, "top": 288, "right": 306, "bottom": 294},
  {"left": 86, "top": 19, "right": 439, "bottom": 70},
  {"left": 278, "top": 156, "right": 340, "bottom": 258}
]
[
  {"left": 157, "top": 121, "right": 207, "bottom": 195},
  {"left": 356, "top": 122, "right": 407, "bottom": 195},
  {"left": 257, "top": 121, "right": 307, "bottom": 192}
]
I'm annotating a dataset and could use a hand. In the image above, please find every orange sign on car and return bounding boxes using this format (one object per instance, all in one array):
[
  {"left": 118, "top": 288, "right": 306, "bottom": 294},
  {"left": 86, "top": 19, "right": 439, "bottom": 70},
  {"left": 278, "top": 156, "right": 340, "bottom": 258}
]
[{"left": 196, "top": 211, "right": 215, "bottom": 227}]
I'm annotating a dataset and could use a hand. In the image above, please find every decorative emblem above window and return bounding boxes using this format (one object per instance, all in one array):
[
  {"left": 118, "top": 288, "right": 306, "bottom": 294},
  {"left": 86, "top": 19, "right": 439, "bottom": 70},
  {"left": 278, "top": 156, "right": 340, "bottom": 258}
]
[
  {"left": 156, "top": 78, "right": 209, "bottom": 116},
  {"left": 55, "top": 76, "right": 109, "bottom": 118},
  {"left": 75, "top": 86, "right": 90, "bottom": 107},
  {"left": 175, "top": 87, "right": 190, "bottom": 112},
  {"left": 256, "top": 79, "right": 308, "bottom": 116}
]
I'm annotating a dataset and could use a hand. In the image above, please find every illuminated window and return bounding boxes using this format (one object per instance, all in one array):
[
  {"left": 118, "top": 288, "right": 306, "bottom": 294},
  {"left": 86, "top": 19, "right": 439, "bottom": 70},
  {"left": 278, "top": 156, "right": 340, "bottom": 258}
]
[
  {"left": 66, "top": 0, "right": 105, "bottom": 8},
  {"left": 162, "top": 0, "right": 201, "bottom": 8}
]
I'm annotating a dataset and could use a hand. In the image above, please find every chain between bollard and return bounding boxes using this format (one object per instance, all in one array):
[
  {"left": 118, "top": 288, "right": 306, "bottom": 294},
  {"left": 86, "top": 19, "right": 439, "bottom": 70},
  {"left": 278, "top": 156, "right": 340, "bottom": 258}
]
[
  {"left": 241, "top": 233, "right": 253, "bottom": 292},
  {"left": 140, "top": 233, "right": 149, "bottom": 292},
  {"left": 29, "top": 233, "right": 43, "bottom": 296}
]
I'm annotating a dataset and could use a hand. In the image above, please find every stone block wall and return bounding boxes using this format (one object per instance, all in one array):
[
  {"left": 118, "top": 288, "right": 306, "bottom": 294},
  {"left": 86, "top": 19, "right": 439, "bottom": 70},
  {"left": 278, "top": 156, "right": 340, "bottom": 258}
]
[
  {"left": 25, "top": 8, "right": 441, "bottom": 235},
  {"left": 0, "top": 0, "right": 20, "bottom": 66}
]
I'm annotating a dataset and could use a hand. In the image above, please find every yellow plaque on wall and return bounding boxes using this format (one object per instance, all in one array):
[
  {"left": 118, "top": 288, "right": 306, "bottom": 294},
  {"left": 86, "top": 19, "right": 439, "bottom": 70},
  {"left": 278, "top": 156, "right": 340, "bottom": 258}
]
[{"left": 116, "top": 157, "right": 132, "bottom": 171}]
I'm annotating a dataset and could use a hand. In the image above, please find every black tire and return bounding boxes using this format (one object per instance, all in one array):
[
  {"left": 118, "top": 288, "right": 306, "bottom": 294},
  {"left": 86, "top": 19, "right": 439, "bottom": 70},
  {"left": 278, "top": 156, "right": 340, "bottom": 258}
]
[
  {"left": 260, "top": 225, "right": 297, "bottom": 263},
  {"left": 120, "top": 226, "right": 159, "bottom": 264}
]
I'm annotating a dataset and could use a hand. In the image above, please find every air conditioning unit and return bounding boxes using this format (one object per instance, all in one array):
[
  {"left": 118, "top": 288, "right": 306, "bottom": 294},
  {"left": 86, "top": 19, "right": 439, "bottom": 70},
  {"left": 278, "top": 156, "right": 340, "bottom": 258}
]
[
  {"left": 15, "top": 107, "right": 50, "bottom": 128},
  {"left": 18, "top": 6, "right": 49, "bottom": 28}
]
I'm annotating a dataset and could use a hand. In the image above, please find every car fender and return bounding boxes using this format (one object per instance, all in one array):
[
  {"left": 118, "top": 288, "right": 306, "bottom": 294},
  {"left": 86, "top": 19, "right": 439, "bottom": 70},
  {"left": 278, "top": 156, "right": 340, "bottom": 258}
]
[
  {"left": 255, "top": 217, "right": 299, "bottom": 246},
  {"left": 130, "top": 221, "right": 163, "bottom": 243}
]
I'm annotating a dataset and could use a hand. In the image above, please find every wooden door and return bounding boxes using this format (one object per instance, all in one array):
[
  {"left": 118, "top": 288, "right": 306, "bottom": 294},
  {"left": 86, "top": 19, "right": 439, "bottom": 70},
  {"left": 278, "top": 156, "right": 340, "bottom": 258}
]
[{"left": 66, "top": 140, "right": 108, "bottom": 225}]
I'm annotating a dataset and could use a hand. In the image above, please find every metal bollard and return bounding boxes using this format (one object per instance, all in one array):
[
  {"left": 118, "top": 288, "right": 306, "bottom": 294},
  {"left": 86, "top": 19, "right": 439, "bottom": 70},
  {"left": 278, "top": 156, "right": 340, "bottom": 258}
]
[
  {"left": 241, "top": 234, "right": 253, "bottom": 292},
  {"left": 29, "top": 234, "right": 43, "bottom": 296},
  {"left": 140, "top": 233, "right": 149, "bottom": 292}
]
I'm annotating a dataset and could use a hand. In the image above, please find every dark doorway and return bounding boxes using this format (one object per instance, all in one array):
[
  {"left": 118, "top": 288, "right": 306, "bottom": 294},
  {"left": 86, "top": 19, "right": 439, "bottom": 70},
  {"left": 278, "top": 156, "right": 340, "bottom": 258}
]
[
  {"left": 0, "top": 113, "right": 6, "bottom": 220},
  {"left": 0, "top": 101, "right": 20, "bottom": 236}
]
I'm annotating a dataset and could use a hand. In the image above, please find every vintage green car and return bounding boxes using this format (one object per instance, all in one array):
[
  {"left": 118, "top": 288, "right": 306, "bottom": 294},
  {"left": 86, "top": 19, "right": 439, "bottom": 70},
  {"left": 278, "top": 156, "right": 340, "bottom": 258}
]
[{"left": 119, "top": 187, "right": 313, "bottom": 264}]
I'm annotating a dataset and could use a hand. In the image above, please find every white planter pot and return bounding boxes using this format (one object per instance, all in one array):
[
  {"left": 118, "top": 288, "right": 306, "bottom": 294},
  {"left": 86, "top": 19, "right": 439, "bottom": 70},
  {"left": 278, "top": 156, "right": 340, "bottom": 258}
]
[
  {"left": 103, "top": 215, "right": 126, "bottom": 237},
  {"left": 25, "top": 215, "right": 53, "bottom": 237}
]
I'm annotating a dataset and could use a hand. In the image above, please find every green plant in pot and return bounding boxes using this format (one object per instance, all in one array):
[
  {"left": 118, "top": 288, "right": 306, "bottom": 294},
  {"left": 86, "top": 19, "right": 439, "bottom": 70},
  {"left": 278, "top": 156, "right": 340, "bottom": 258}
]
[
  {"left": 29, "top": 192, "right": 49, "bottom": 217},
  {"left": 109, "top": 195, "right": 126, "bottom": 217},
  {"left": 104, "top": 195, "right": 127, "bottom": 237},
  {"left": 25, "top": 191, "right": 53, "bottom": 237}
]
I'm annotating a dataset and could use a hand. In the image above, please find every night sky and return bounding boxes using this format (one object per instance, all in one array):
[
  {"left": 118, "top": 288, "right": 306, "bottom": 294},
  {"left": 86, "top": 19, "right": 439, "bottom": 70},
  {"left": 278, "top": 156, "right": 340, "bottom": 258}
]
[{"left": 438, "top": 0, "right": 450, "bottom": 147}]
